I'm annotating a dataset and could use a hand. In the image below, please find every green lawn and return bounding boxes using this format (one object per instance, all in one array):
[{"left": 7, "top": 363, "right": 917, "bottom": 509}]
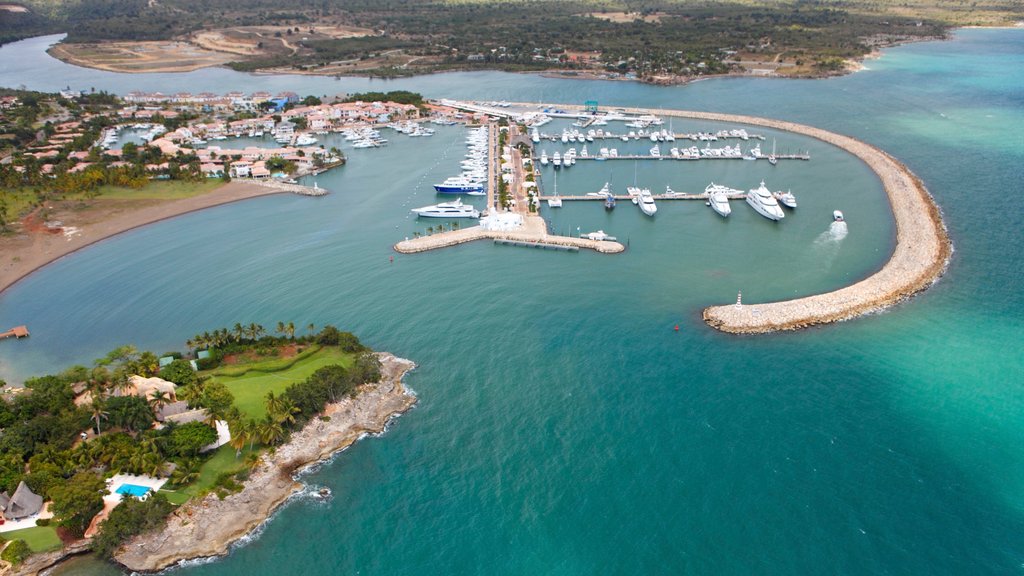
[
  {"left": 0, "top": 526, "right": 61, "bottom": 552},
  {"left": 0, "top": 188, "right": 40, "bottom": 225},
  {"left": 181, "top": 444, "right": 257, "bottom": 498},
  {"left": 213, "top": 347, "right": 354, "bottom": 419},
  {"left": 157, "top": 489, "right": 192, "bottom": 505},
  {"left": 89, "top": 179, "right": 224, "bottom": 201}
]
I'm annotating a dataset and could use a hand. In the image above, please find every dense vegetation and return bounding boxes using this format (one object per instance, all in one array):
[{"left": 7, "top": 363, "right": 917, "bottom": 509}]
[
  {"left": 0, "top": 323, "right": 381, "bottom": 562},
  {"left": 343, "top": 91, "right": 425, "bottom": 107},
  {"left": 91, "top": 493, "right": 174, "bottom": 558},
  {"left": 4, "top": 1, "right": 1020, "bottom": 78}
]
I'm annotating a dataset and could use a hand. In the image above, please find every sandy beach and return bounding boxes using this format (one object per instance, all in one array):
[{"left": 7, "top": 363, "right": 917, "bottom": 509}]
[{"left": 0, "top": 181, "right": 294, "bottom": 297}]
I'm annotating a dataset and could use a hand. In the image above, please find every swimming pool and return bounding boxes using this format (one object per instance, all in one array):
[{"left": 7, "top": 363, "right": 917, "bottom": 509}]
[{"left": 116, "top": 484, "right": 151, "bottom": 497}]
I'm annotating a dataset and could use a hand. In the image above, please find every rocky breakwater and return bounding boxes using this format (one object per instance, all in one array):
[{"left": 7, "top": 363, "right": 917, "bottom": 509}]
[
  {"left": 523, "top": 102, "right": 951, "bottom": 333},
  {"left": 641, "top": 107, "right": 950, "bottom": 334},
  {"left": 113, "top": 353, "right": 417, "bottom": 573}
]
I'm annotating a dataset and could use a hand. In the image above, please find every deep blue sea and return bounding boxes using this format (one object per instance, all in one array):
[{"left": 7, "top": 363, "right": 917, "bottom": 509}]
[{"left": 0, "top": 29, "right": 1022, "bottom": 575}]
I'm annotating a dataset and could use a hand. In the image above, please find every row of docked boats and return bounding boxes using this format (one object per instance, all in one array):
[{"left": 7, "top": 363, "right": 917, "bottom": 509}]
[
  {"left": 433, "top": 126, "right": 488, "bottom": 195},
  {"left": 342, "top": 127, "right": 387, "bottom": 148},
  {"left": 531, "top": 126, "right": 761, "bottom": 144},
  {"left": 704, "top": 181, "right": 796, "bottom": 220}
]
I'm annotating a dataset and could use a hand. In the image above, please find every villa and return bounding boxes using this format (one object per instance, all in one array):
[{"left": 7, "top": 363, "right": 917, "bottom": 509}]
[{"left": 0, "top": 481, "right": 43, "bottom": 521}]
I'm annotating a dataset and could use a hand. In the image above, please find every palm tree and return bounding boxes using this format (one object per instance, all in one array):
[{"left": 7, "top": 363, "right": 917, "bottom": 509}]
[
  {"left": 148, "top": 390, "right": 171, "bottom": 414},
  {"left": 244, "top": 419, "right": 259, "bottom": 451},
  {"left": 90, "top": 398, "right": 109, "bottom": 435},
  {"left": 286, "top": 321, "right": 296, "bottom": 340},
  {"left": 244, "top": 451, "right": 261, "bottom": 471},
  {"left": 229, "top": 424, "right": 248, "bottom": 457},
  {"left": 258, "top": 416, "right": 285, "bottom": 446},
  {"left": 233, "top": 323, "right": 245, "bottom": 342},
  {"left": 179, "top": 379, "right": 206, "bottom": 408},
  {"left": 306, "top": 323, "right": 316, "bottom": 336},
  {"left": 170, "top": 457, "right": 201, "bottom": 487},
  {"left": 272, "top": 398, "right": 300, "bottom": 426},
  {"left": 264, "top": 391, "right": 286, "bottom": 418},
  {"left": 276, "top": 321, "right": 286, "bottom": 337}
]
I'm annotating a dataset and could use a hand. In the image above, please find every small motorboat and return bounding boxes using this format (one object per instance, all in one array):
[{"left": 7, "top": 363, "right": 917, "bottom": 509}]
[{"left": 833, "top": 210, "right": 845, "bottom": 222}]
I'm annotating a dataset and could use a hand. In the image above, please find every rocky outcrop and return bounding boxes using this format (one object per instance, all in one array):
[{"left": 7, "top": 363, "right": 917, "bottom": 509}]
[{"left": 113, "top": 353, "right": 417, "bottom": 573}]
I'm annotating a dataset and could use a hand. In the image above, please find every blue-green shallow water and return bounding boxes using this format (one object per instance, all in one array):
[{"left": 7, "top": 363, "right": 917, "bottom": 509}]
[{"left": 0, "top": 29, "right": 1021, "bottom": 574}]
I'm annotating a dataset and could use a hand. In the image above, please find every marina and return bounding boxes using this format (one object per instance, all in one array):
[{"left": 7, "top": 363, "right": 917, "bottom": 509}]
[
  {"left": 0, "top": 30, "right": 1015, "bottom": 576},
  {"left": 409, "top": 100, "right": 949, "bottom": 334}
]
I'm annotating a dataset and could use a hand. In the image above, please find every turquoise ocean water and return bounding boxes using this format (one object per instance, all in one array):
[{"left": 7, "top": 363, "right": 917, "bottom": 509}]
[{"left": 0, "top": 29, "right": 1022, "bottom": 575}]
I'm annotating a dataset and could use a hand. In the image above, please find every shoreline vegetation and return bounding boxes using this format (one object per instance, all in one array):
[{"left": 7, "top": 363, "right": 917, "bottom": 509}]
[
  {"left": 5, "top": 0, "right": 1019, "bottom": 84},
  {"left": 0, "top": 180, "right": 295, "bottom": 296},
  {"left": 112, "top": 353, "right": 416, "bottom": 573},
  {"left": 0, "top": 324, "right": 416, "bottom": 576},
  {"left": 41, "top": 32, "right": 953, "bottom": 84}
]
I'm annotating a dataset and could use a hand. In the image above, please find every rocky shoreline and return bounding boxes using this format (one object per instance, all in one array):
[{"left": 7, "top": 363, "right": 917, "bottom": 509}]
[{"left": 110, "top": 353, "right": 417, "bottom": 573}]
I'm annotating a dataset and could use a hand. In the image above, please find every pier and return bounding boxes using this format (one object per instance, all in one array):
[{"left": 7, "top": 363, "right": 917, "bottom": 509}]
[
  {"left": 394, "top": 216, "right": 624, "bottom": 255},
  {"left": 397, "top": 121, "right": 625, "bottom": 255},
  {"left": 245, "top": 179, "right": 328, "bottom": 196},
  {"left": 557, "top": 153, "right": 809, "bottom": 162},
  {"left": 0, "top": 326, "right": 29, "bottom": 340}
]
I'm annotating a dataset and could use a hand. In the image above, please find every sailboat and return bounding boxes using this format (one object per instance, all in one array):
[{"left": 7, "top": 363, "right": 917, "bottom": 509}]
[
  {"left": 768, "top": 138, "right": 778, "bottom": 166},
  {"left": 547, "top": 171, "right": 562, "bottom": 208}
]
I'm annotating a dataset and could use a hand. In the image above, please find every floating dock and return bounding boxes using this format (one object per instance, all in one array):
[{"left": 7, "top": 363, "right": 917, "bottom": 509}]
[{"left": 0, "top": 326, "right": 29, "bottom": 340}]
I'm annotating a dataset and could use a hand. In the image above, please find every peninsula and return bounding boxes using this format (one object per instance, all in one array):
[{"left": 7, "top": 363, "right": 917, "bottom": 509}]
[
  {"left": 112, "top": 353, "right": 417, "bottom": 573},
  {"left": 0, "top": 326, "right": 416, "bottom": 575}
]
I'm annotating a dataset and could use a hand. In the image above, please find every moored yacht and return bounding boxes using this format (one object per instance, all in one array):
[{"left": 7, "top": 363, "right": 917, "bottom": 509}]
[
  {"left": 581, "top": 230, "right": 616, "bottom": 241},
  {"left": 434, "top": 177, "right": 485, "bottom": 194},
  {"left": 746, "top": 181, "right": 785, "bottom": 220},
  {"left": 411, "top": 198, "right": 480, "bottom": 219},
  {"left": 775, "top": 190, "right": 797, "bottom": 208},
  {"left": 707, "top": 192, "right": 731, "bottom": 217},
  {"left": 637, "top": 188, "right": 657, "bottom": 216}
]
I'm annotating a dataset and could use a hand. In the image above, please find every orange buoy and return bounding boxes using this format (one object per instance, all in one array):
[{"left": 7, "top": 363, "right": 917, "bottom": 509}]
[{"left": 673, "top": 324, "right": 679, "bottom": 332}]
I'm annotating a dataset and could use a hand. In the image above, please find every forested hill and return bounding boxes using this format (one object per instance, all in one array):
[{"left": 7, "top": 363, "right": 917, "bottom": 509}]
[{"left": 1, "top": 0, "right": 1021, "bottom": 79}]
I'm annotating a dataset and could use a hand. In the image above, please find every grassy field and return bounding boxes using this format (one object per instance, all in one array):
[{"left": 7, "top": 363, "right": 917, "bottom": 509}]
[
  {"left": 212, "top": 347, "right": 354, "bottom": 419},
  {"left": 0, "top": 188, "right": 39, "bottom": 226},
  {"left": 89, "top": 179, "right": 224, "bottom": 201},
  {"left": 157, "top": 488, "right": 191, "bottom": 505},
  {"left": 181, "top": 444, "right": 258, "bottom": 498},
  {"left": 1, "top": 180, "right": 225, "bottom": 227},
  {"left": 0, "top": 526, "right": 62, "bottom": 552}
]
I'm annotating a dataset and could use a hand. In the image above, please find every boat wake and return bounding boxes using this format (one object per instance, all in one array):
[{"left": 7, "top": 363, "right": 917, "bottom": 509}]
[
  {"left": 816, "top": 221, "right": 848, "bottom": 244},
  {"left": 813, "top": 221, "right": 848, "bottom": 269}
]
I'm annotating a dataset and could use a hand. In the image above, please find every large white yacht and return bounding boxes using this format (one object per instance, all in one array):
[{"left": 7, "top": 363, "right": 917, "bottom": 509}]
[
  {"left": 707, "top": 192, "right": 731, "bottom": 217},
  {"left": 775, "top": 190, "right": 798, "bottom": 208},
  {"left": 746, "top": 181, "right": 785, "bottom": 220},
  {"left": 411, "top": 198, "right": 480, "bottom": 219},
  {"left": 637, "top": 188, "right": 657, "bottom": 217},
  {"left": 705, "top": 182, "right": 743, "bottom": 196}
]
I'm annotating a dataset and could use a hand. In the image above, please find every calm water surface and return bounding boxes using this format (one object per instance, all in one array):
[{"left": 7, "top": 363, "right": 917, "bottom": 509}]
[{"left": 0, "top": 29, "right": 1022, "bottom": 575}]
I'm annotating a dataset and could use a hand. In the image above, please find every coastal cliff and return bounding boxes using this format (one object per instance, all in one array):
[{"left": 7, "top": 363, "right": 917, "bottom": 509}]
[{"left": 112, "top": 353, "right": 417, "bottom": 573}]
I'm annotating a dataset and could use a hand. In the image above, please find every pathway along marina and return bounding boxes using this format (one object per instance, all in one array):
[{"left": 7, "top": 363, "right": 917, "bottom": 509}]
[{"left": 410, "top": 101, "right": 951, "bottom": 334}]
